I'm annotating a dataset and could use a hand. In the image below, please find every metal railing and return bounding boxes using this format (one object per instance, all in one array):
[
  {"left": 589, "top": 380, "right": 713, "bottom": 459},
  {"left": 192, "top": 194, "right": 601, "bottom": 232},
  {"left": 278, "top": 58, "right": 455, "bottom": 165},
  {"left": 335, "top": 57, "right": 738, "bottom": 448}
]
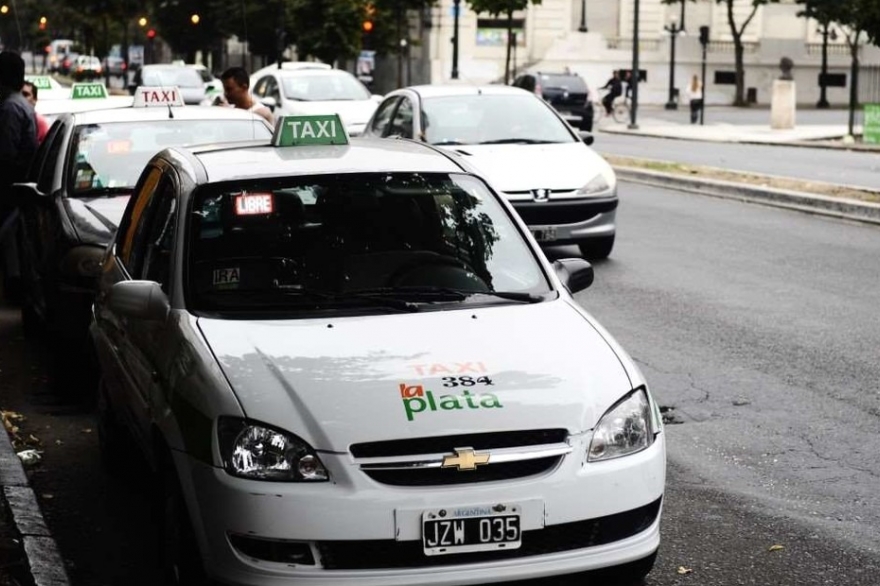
[
  {"left": 707, "top": 40, "right": 759, "bottom": 53},
  {"left": 807, "top": 42, "right": 855, "bottom": 57},
  {"left": 606, "top": 37, "right": 661, "bottom": 52}
]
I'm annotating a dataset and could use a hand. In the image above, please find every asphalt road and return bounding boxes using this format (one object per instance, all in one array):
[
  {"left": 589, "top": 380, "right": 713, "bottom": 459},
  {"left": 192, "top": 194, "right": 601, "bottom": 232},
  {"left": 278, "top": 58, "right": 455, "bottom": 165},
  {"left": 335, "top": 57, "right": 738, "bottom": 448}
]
[
  {"left": 2, "top": 182, "right": 880, "bottom": 585},
  {"left": 592, "top": 133, "right": 880, "bottom": 192}
]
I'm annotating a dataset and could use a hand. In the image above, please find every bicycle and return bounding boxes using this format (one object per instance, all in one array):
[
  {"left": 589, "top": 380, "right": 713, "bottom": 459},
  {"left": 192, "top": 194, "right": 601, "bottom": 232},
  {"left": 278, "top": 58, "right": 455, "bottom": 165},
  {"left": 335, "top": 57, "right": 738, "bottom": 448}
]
[{"left": 593, "top": 91, "right": 631, "bottom": 124}]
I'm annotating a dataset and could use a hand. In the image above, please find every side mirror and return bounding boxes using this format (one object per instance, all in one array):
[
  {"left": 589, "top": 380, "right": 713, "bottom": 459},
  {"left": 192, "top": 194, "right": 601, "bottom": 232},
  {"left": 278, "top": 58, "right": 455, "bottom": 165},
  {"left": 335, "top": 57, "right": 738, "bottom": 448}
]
[
  {"left": 371, "top": 94, "right": 384, "bottom": 103},
  {"left": 259, "top": 96, "right": 278, "bottom": 111},
  {"left": 9, "top": 183, "right": 49, "bottom": 207},
  {"left": 107, "top": 280, "right": 170, "bottom": 322},
  {"left": 578, "top": 131, "right": 595, "bottom": 146},
  {"left": 553, "top": 258, "right": 594, "bottom": 294}
]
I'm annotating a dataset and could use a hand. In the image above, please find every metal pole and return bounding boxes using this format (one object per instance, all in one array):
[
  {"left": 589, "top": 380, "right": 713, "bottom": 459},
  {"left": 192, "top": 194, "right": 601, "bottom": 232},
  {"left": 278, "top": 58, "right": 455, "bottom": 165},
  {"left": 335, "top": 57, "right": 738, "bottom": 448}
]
[
  {"left": 578, "top": 0, "right": 587, "bottom": 33},
  {"left": 700, "top": 42, "right": 707, "bottom": 125},
  {"left": 665, "top": 22, "right": 678, "bottom": 110},
  {"left": 451, "top": 0, "right": 460, "bottom": 79},
  {"left": 680, "top": 0, "right": 686, "bottom": 32},
  {"left": 817, "top": 24, "right": 830, "bottom": 108},
  {"left": 628, "top": 0, "right": 640, "bottom": 129}
]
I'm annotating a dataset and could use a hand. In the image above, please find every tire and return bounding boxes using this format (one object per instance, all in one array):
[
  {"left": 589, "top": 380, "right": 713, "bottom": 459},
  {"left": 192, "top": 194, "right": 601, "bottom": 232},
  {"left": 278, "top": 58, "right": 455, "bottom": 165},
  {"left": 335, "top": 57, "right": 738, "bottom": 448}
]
[
  {"left": 158, "top": 456, "right": 209, "bottom": 586},
  {"left": 578, "top": 235, "right": 615, "bottom": 260}
]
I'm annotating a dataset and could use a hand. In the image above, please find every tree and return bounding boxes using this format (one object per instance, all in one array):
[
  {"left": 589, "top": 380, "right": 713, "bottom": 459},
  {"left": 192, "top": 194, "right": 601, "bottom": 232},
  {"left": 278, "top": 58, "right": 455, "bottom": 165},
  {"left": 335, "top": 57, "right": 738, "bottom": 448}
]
[
  {"left": 466, "top": 0, "right": 542, "bottom": 85},
  {"left": 833, "top": 0, "right": 880, "bottom": 138},
  {"left": 795, "top": 0, "right": 839, "bottom": 108},
  {"left": 716, "top": 0, "right": 778, "bottom": 107}
]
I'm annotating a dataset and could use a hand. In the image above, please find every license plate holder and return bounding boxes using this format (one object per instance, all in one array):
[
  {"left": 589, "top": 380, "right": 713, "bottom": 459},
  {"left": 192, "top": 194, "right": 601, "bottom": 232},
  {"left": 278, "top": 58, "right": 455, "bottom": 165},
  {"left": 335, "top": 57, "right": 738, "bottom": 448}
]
[
  {"left": 531, "top": 227, "right": 558, "bottom": 242},
  {"left": 422, "top": 505, "right": 521, "bottom": 556}
]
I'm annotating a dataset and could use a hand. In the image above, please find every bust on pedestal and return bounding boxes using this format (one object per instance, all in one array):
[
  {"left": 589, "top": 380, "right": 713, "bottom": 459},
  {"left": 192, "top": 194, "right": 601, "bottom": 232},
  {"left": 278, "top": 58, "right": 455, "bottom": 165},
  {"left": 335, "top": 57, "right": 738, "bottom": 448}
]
[{"left": 771, "top": 57, "right": 796, "bottom": 130}]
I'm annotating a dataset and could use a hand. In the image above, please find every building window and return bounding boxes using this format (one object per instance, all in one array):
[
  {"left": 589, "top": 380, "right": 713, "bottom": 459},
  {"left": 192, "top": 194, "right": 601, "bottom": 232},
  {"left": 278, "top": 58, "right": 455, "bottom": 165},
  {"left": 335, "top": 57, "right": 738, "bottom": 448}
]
[{"left": 476, "top": 18, "right": 526, "bottom": 47}]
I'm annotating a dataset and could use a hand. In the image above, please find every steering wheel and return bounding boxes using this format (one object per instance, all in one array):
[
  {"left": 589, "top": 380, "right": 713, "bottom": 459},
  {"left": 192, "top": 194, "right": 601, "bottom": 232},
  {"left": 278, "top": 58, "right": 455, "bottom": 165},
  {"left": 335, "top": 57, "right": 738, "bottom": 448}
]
[{"left": 387, "top": 255, "right": 489, "bottom": 291}]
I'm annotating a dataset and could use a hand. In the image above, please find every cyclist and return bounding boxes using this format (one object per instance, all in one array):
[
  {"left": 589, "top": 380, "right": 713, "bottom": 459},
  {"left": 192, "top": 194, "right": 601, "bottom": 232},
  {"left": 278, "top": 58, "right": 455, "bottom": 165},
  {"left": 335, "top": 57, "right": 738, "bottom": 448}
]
[{"left": 600, "top": 70, "right": 622, "bottom": 116}]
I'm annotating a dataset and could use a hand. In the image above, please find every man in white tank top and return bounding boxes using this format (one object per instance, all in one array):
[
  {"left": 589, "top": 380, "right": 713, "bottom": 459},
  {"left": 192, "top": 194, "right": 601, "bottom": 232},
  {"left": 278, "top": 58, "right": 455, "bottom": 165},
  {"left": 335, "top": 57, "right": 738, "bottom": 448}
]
[{"left": 220, "top": 66, "right": 274, "bottom": 126}]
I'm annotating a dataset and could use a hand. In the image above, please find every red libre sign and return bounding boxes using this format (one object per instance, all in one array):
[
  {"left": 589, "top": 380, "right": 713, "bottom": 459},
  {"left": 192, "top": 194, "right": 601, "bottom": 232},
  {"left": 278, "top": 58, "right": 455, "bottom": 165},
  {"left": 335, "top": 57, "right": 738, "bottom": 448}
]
[{"left": 234, "top": 193, "right": 274, "bottom": 216}]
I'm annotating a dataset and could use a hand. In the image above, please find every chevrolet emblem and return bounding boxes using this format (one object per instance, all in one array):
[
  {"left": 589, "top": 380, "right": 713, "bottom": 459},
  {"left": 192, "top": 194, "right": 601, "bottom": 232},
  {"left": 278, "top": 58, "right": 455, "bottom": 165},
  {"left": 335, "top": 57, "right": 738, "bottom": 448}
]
[{"left": 442, "top": 447, "right": 490, "bottom": 472}]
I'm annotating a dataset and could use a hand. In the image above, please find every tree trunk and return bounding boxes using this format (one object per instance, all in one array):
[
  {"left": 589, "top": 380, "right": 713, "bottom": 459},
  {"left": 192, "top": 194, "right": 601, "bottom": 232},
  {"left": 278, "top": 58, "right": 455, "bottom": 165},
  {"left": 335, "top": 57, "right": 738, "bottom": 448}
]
[
  {"left": 733, "top": 36, "right": 746, "bottom": 106},
  {"left": 848, "top": 39, "right": 860, "bottom": 138},
  {"left": 504, "top": 10, "right": 513, "bottom": 85}
]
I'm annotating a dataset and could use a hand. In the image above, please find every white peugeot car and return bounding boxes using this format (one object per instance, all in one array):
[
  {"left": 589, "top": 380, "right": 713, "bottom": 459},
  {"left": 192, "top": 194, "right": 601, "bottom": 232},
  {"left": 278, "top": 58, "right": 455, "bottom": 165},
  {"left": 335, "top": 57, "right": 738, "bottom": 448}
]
[
  {"left": 91, "top": 115, "right": 665, "bottom": 586},
  {"left": 363, "top": 85, "right": 617, "bottom": 259}
]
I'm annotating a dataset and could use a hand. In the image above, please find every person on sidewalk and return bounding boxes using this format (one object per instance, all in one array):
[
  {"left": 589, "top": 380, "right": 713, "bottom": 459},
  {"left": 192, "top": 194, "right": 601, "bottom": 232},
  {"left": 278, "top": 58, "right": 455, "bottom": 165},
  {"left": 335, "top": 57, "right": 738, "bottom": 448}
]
[
  {"left": 600, "top": 70, "right": 622, "bottom": 116},
  {"left": 21, "top": 81, "right": 49, "bottom": 144},
  {"left": 0, "top": 51, "right": 37, "bottom": 303},
  {"left": 686, "top": 75, "right": 703, "bottom": 124},
  {"left": 219, "top": 67, "right": 274, "bottom": 126}
]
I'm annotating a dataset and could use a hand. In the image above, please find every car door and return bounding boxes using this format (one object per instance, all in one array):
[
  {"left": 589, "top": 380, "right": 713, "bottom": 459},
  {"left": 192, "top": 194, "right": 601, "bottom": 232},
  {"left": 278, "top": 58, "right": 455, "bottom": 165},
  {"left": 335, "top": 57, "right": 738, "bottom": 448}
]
[
  {"left": 363, "top": 96, "right": 400, "bottom": 138},
  {"left": 99, "top": 166, "right": 177, "bottom": 454}
]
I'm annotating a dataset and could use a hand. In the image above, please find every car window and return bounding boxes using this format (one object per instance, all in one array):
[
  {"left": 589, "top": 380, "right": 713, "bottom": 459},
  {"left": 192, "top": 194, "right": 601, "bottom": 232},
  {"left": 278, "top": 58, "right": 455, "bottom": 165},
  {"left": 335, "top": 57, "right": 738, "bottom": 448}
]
[
  {"left": 367, "top": 97, "right": 399, "bottom": 137},
  {"left": 281, "top": 72, "right": 370, "bottom": 101},
  {"left": 187, "top": 173, "right": 549, "bottom": 314},
  {"left": 68, "top": 119, "right": 271, "bottom": 197},
  {"left": 387, "top": 98, "right": 413, "bottom": 138},
  {"left": 421, "top": 95, "right": 575, "bottom": 145},
  {"left": 31, "top": 121, "right": 64, "bottom": 189},
  {"left": 142, "top": 67, "right": 203, "bottom": 88},
  {"left": 138, "top": 182, "right": 178, "bottom": 292},
  {"left": 117, "top": 166, "right": 163, "bottom": 268}
]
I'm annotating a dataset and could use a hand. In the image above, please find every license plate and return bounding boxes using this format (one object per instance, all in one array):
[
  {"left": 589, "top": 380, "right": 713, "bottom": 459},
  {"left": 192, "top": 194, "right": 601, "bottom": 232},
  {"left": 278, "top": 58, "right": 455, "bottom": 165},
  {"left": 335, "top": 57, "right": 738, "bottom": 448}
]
[
  {"left": 531, "top": 227, "right": 557, "bottom": 242},
  {"left": 422, "top": 505, "right": 521, "bottom": 556}
]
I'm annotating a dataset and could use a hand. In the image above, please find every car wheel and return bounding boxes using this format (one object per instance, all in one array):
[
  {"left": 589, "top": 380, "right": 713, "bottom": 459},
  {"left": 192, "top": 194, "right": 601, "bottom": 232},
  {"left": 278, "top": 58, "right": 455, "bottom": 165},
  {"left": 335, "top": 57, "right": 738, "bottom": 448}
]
[
  {"left": 159, "top": 457, "right": 208, "bottom": 586},
  {"left": 578, "top": 235, "right": 615, "bottom": 260},
  {"left": 96, "top": 377, "right": 136, "bottom": 475}
]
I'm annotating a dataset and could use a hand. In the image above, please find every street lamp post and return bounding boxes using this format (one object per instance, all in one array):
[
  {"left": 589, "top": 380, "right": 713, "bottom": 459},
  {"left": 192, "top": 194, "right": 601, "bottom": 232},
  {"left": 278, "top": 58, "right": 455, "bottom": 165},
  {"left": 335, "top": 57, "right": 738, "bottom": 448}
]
[
  {"left": 629, "top": 0, "right": 640, "bottom": 129},
  {"left": 679, "top": 0, "right": 686, "bottom": 32},
  {"left": 699, "top": 25, "right": 709, "bottom": 125},
  {"left": 451, "top": 0, "right": 461, "bottom": 79},
  {"left": 664, "top": 17, "right": 680, "bottom": 110},
  {"left": 578, "top": 0, "right": 587, "bottom": 33},
  {"left": 817, "top": 23, "right": 831, "bottom": 109}
]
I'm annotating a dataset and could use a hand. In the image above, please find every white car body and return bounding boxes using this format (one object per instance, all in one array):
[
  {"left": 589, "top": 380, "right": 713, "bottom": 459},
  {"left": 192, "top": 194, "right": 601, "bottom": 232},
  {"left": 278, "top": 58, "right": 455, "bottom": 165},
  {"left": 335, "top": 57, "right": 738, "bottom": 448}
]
[
  {"left": 250, "top": 66, "right": 380, "bottom": 136},
  {"left": 91, "top": 134, "right": 665, "bottom": 586}
]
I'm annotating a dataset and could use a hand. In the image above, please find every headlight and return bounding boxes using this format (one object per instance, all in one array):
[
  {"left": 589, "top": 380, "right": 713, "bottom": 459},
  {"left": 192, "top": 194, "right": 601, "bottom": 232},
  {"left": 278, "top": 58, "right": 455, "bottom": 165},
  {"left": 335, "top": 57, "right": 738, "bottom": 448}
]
[
  {"left": 588, "top": 388, "right": 654, "bottom": 462},
  {"left": 218, "top": 417, "right": 329, "bottom": 482},
  {"left": 60, "top": 245, "right": 104, "bottom": 278},
  {"left": 575, "top": 174, "right": 611, "bottom": 196}
]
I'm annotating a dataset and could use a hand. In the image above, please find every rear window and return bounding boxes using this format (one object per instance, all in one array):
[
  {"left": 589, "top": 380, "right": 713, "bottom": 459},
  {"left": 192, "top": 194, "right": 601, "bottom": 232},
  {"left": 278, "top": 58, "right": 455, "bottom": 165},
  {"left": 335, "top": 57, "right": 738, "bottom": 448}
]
[
  {"left": 540, "top": 74, "right": 588, "bottom": 93},
  {"left": 281, "top": 72, "right": 371, "bottom": 101},
  {"left": 187, "top": 172, "right": 549, "bottom": 315},
  {"left": 143, "top": 67, "right": 204, "bottom": 88},
  {"left": 69, "top": 120, "right": 272, "bottom": 196}
]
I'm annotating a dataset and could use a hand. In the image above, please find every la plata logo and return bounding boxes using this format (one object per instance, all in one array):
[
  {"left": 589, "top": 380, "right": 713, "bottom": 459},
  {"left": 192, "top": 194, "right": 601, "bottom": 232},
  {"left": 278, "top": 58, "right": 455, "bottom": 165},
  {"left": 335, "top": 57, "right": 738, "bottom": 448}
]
[{"left": 400, "top": 384, "right": 502, "bottom": 421}]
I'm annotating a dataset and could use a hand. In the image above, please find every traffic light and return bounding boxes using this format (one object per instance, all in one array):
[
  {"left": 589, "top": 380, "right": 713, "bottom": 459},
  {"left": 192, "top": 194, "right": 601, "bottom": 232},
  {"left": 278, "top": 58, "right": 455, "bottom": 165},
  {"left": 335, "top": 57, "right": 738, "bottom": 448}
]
[
  {"left": 362, "top": 3, "right": 375, "bottom": 48},
  {"left": 190, "top": 14, "right": 200, "bottom": 25},
  {"left": 699, "top": 25, "right": 710, "bottom": 46},
  {"left": 147, "top": 28, "right": 156, "bottom": 40},
  {"left": 362, "top": 20, "right": 373, "bottom": 33},
  {"left": 38, "top": 16, "right": 46, "bottom": 31}
]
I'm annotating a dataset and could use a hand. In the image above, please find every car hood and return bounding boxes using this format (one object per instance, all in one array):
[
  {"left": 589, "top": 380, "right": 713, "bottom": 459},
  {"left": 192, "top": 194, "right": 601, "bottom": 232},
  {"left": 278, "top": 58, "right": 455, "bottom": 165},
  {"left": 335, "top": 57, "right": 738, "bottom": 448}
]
[
  {"left": 198, "top": 301, "right": 632, "bottom": 452},
  {"left": 441, "top": 142, "right": 614, "bottom": 193},
  {"left": 283, "top": 99, "right": 378, "bottom": 128},
  {"left": 65, "top": 195, "right": 130, "bottom": 245}
]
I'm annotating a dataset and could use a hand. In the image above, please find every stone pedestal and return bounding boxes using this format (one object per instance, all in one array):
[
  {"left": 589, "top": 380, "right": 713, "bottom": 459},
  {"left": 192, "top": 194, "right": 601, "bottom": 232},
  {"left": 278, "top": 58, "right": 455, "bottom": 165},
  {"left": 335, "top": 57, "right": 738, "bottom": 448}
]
[{"left": 770, "top": 80, "right": 796, "bottom": 130}]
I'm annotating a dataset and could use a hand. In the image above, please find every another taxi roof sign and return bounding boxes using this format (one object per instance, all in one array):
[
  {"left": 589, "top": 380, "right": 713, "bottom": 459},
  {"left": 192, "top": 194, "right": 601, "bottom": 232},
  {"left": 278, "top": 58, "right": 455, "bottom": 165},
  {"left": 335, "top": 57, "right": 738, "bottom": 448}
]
[
  {"left": 273, "top": 114, "right": 349, "bottom": 147},
  {"left": 26, "top": 76, "right": 52, "bottom": 90},
  {"left": 133, "top": 86, "right": 185, "bottom": 107},
  {"left": 71, "top": 83, "right": 109, "bottom": 100}
]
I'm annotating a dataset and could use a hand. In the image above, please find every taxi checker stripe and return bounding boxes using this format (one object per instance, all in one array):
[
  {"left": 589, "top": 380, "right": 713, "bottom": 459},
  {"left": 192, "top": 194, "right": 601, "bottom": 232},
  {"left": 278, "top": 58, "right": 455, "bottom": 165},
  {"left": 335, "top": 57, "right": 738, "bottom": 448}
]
[{"left": 356, "top": 443, "right": 572, "bottom": 471}]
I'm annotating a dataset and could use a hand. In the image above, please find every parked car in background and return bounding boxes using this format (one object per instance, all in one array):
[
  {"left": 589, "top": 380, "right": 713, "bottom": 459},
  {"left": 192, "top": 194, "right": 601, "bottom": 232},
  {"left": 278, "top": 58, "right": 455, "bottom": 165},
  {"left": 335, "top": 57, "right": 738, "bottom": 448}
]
[
  {"left": 363, "top": 85, "right": 617, "bottom": 259},
  {"left": 102, "top": 54, "right": 126, "bottom": 78},
  {"left": 57, "top": 52, "right": 80, "bottom": 76},
  {"left": 130, "top": 63, "right": 207, "bottom": 104},
  {"left": 71, "top": 55, "right": 103, "bottom": 81},
  {"left": 513, "top": 71, "right": 594, "bottom": 132},
  {"left": 250, "top": 62, "right": 381, "bottom": 135}
]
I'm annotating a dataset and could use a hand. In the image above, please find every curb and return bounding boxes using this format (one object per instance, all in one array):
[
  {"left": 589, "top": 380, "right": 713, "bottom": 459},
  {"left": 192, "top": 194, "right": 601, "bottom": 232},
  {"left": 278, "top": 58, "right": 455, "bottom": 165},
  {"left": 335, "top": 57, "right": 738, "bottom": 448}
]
[
  {"left": 0, "top": 421, "right": 71, "bottom": 586},
  {"left": 614, "top": 166, "right": 880, "bottom": 226}
]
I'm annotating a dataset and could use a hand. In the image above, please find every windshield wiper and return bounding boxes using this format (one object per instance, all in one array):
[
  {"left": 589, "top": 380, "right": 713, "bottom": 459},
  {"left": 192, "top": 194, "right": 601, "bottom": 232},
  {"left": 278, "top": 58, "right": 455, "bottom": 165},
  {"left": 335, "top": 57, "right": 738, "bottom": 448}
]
[
  {"left": 205, "top": 288, "right": 420, "bottom": 312},
  {"left": 471, "top": 290, "right": 546, "bottom": 303},
  {"left": 478, "top": 138, "right": 560, "bottom": 145},
  {"left": 355, "top": 287, "right": 546, "bottom": 304}
]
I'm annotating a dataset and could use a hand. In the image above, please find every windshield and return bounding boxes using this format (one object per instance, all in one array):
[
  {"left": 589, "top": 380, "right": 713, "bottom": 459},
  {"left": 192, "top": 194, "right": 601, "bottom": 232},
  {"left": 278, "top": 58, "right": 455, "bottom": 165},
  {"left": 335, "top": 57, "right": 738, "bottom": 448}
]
[
  {"left": 421, "top": 95, "right": 576, "bottom": 146},
  {"left": 142, "top": 67, "right": 204, "bottom": 88},
  {"left": 69, "top": 120, "right": 272, "bottom": 196},
  {"left": 281, "top": 72, "right": 371, "bottom": 101},
  {"left": 187, "top": 173, "right": 550, "bottom": 314}
]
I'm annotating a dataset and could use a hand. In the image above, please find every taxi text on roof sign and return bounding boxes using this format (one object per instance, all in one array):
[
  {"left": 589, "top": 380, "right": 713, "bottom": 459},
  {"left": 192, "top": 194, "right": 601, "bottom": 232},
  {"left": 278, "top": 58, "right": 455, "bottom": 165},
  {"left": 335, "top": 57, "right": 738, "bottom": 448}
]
[
  {"left": 71, "top": 83, "right": 109, "bottom": 100},
  {"left": 272, "top": 114, "right": 349, "bottom": 147},
  {"left": 25, "top": 76, "right": 52, "bottom": 90},
  {"left": 133, "top": 86, "right": 185, "bottom": 107}
]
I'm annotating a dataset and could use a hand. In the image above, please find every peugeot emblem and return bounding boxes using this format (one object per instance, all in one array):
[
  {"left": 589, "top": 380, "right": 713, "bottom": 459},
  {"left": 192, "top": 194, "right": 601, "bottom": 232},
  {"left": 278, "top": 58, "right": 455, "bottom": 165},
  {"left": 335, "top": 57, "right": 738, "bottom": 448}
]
[{"left": 532, "top": 189, "right": 550, "bottom": 202}]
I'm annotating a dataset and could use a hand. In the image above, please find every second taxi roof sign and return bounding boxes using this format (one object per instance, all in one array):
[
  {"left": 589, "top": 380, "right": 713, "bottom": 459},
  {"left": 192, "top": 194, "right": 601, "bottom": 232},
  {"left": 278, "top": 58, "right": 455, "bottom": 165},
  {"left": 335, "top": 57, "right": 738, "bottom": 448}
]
[{"left": 272, "top": 114, "right": 349, "bottom": 147}]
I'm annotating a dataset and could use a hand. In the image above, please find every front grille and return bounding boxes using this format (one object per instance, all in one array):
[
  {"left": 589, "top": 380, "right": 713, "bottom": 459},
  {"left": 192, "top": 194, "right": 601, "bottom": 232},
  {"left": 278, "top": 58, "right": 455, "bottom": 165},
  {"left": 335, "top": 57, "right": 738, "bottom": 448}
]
[
  {"left": 350, "top": 429, "right": 568, "bottom": 458},
  {"left": 511, "top": 197, "right": 618, "bottom": 226},
  {"left": 363, "top": 456, "right": 562, "bottom": 486},
  {"left": 316, "top": 498, "right": 662, "bottom": 570}
]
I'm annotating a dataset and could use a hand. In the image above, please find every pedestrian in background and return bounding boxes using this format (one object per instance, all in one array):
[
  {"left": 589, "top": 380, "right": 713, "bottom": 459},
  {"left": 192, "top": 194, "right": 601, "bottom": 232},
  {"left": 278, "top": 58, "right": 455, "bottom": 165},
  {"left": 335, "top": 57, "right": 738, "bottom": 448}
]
[
  {"left": 0, "top": 51, "right": 37, "bottom": 302},
  {"left": 686, "top": 74, "right": 703, "bottom": 124},
  {"left": 219, "top": 67, "right": 274, "bottom": 126},
  {"left": 22, "top": 81, "right": 49, "bottom": 144},
  {"left": 600, "top": 70, "right": 622, "bottom": 116}
]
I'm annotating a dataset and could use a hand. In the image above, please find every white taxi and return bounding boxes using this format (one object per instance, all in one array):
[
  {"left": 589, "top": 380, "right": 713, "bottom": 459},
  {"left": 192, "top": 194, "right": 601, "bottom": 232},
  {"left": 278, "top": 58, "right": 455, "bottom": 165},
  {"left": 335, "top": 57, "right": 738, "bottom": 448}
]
[{"left": 90, "top": 115, "right": 665, "bottom": 586}]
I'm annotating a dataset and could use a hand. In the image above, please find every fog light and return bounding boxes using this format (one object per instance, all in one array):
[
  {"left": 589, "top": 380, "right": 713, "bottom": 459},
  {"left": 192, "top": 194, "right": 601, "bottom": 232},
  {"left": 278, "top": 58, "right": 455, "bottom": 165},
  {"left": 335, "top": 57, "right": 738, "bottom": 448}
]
[{"left": 228, "top": 533, "right": 315, "bottom": 565}]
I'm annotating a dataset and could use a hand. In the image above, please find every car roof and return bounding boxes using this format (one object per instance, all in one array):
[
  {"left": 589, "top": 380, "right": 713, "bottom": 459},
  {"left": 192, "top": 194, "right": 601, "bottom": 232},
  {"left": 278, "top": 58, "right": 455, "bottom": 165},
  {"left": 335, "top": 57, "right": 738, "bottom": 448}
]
[
  {"left": 184, "top": 137, "right": 466, "bottom": 183},
  {"left": 264, "top": 68, "right": 356, "bottom": 79},
  {"left": 252, "top": 62, "right": 332, "bottom": 77},
  {"left": 64, "top": 105, "right": 271, "bottom": 125},
  {"left": 401, "top": 84, "right": 534, "bottom": 99}
]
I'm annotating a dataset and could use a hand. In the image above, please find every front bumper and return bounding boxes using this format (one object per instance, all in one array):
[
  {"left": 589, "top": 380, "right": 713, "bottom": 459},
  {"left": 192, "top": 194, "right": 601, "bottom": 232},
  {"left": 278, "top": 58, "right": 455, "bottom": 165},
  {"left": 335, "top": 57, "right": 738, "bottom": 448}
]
[
  {"left": 508, "top": 196, "right": 617, "bottom": 244},
  {"left": 178, "top": 432, "right": 665, "bottom": 585}
]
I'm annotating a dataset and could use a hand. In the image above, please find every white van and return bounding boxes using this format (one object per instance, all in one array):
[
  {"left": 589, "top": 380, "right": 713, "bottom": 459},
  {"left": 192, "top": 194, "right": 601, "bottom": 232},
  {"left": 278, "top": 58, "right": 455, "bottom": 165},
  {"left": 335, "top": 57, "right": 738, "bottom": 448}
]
[{"left": 47, "top": 39, "right": 74, "bottom": 73}]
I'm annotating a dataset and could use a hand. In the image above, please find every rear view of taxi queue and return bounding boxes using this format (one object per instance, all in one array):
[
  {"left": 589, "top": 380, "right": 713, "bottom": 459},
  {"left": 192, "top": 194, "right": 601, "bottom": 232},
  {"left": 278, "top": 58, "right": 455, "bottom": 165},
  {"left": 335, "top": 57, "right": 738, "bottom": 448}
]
[{"left": 0, "top": 51, "right": 38, "bottom": 303}]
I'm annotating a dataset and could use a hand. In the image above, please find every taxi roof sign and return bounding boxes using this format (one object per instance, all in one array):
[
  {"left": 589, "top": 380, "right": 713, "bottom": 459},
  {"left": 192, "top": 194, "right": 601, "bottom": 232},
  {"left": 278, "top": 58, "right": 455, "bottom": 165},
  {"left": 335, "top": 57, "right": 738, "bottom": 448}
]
[
  {"left": 26, "top": 76, "right": 53, "bottom": 90},
  {"left": 273, "top": 114, "right": 349, "bottom": 147},
  {"left": 71, "top": 83, "right": 109, "bottom": 100},
  {"left": 133, "top": 86, "right": 185, "bottom": 107}
]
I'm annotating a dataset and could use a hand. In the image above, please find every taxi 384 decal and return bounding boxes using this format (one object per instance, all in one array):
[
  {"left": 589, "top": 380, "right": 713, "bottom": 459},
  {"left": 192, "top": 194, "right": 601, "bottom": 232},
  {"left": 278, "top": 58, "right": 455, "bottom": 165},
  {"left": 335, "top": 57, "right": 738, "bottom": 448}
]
[{"left": 399, "top": 383, "right": 501, "bottom": 421}]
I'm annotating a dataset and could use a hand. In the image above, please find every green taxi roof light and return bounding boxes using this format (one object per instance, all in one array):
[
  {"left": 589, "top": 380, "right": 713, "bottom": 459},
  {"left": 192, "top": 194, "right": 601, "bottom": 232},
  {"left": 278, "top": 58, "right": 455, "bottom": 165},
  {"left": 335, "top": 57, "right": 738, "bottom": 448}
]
[
  {"left": 272, "top": 114, "right": 349, "bottom": 147},
  {"left": 71, "top": 82, "right": 109, "bottom": 100}
]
